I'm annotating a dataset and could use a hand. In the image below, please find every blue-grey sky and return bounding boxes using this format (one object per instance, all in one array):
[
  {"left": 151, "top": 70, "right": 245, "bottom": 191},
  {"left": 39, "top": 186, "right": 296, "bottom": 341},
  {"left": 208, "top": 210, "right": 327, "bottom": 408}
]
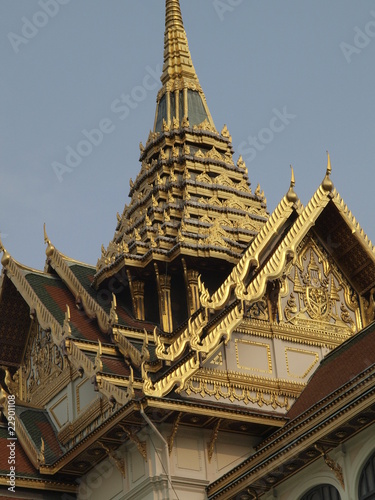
[{"left": 1, "top": 0, "right": 375, "bottom": 269}]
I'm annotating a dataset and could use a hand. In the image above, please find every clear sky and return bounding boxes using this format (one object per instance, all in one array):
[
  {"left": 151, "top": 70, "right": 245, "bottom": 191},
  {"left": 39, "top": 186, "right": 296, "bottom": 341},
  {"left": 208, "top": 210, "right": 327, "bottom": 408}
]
[{"left": 1, "top": 0, "right": 375, "bottom": 269}]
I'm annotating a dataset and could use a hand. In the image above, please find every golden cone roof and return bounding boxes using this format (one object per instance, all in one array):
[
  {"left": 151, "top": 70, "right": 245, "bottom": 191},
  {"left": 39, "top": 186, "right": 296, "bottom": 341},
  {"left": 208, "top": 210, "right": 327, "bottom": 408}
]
[{"left": 95, "top": 0, "right": 268, "bottom": 284}]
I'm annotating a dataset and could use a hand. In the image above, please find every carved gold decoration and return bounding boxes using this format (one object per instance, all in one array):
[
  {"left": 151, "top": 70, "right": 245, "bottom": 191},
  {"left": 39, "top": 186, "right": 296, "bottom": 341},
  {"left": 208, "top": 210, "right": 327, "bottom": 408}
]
[
  {"left": 118, "top": 424, "right": 147, "bottom": 461},
  {"left": 99, "top": 441, "right": 126, "bottom": 478},
  {"left": 209, "top": 352, "right": 223, "bottom": 366},
  {"left": 168, "top": 412, "right": 182, "bottom": 455},
  {"left": 62, "top": 305, "right": 71, "bottom": 337},
  {"left": 112, "top": 328, "right": 142, "bottom": 367},
  {"left": 207, "top": 419, "right": 221, "bottom": 463},
  {"left": 141, "top": 329, "right": 150, "bottom": 363},
  {"left": 1, "top": 367, "right": 18, "bottom": 396},
  {"left": 143, "top": 352, "right": 200, "bottom": 397},
  {"left": 221, "top": 124, "right": 232, "bottom": 141},
  {"left": 193, "top": 119, "right": 217, "bottom": 134},
  {"left": 94, "top": 340, "right": 103, "bottom": 372},
  {"left": 36, "top": 438, "right": 45, "bottom": 467},
  {"left": 196, "top": 169, "right": 212, "bottom": 184},
  {"left": 315, "top": 445, "right": 345, "bottom": 490},
  {"left": 281, "top": 237, "right": 358, "bottom": 334},
  {"left": 255, "top": 183, "right": 266, "bottom": 201},
  {"left": 109, "top": 293, "right": 119, "bottom": 325},
  {"left": 183, "top": 377, "right": 291, "bottom": 411},
  {"left": 23, "top": 323, "right": 65, "bottom": 403}
]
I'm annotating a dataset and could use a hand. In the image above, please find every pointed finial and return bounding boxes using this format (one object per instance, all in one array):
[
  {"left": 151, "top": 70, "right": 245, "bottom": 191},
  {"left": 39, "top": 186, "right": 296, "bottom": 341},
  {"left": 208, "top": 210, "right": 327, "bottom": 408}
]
[
  {"left": 326, "top": 150, "right": 332, "bottom": 175},
  {"left": 0, "top": 234, "right": 10, "bottom": 267},
  {"left": 44, "top": 223, "right": 55, "bottom": 257},
  {"left": 109, "top": 293, "right": 118, "bottom": 325},
  {"left": 322, "top": 151, "right": 334, "bottom": 192},
  {"left": 63, "top": 305, "right": 71, "bottom": 336},
  {"left": 38, "top": 437, "right": 45, "bottom": 465},
  {"left": 43, "top": 223, "right": 50, "bottom": 245},
  {"left": 95, "top": 340, "right": 103, "bottom": 372},
  {"left": 290, "top": 165, "right": 295, "bottom": 187},
  {"left": 286, "top": 165, "right": 298, "bottom": 203}
]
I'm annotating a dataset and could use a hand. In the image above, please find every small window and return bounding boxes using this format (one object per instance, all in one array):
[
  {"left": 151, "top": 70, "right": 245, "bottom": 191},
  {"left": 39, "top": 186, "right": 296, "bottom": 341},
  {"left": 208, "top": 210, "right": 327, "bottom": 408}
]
[
  {"left": 359, "top": 451, "right": 375, "bottom": 500},
  {"left": 300, "top": 484, "right": 341, "bottom": 500}
]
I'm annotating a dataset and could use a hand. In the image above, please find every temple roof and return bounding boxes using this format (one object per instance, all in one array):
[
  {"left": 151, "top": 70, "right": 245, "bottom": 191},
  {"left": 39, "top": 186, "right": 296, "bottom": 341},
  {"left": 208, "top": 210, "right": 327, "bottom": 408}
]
[
  {"left": 1, "top": 3, "right": 375, "bottom": 495},
  {"left": 95, "top": 0, "right": 268, "bottom": 285},
  {"left": 287, "top": 319, "right": 375, "bottom": 419}
]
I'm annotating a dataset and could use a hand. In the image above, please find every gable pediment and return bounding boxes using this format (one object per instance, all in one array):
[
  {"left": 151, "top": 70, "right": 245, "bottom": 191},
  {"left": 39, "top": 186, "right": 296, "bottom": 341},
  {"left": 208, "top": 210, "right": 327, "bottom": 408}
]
[
  {"left": 314, "top": 199, "right": 375, "bottom": 295},
  {"left": 279, "top": 234, "right": 360, "bottom": 335}
]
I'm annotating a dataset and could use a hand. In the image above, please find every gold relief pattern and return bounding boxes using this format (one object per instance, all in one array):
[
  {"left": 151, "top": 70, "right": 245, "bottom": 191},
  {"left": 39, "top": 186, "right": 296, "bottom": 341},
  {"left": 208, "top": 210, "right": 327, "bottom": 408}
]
[
  {"left": 183, "top": 378, "right": 290, "bottom": 410},
  {"left": 281, "top": 238, "right": 359, "bottom": 334},
  {"left": 196, "top": 170, "right": 212, "bottom": 184},
  {"left": 23, "top": 323, "right": 66, "bottom": 403},
  {"left": 247, "top": 298, "right": 269, "bottom": 322},
  {"left": 235, "top": 340, "right": 272, "bottom": 374},
  {"left": 210, "top": 352, "right": 223, "bottom": 367}
]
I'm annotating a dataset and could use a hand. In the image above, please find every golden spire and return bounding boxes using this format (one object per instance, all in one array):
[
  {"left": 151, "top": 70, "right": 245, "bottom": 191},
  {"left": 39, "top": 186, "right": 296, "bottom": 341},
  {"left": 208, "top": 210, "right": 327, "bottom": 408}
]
[
  {"left": 322, "top": 151, "right": 334, "bottom": 192},
  {"left": 161, "top": 0, "right": 198, "bottom": 85},
  {"left": 155, "top": 0, "right": 215, "bottom": 131}
]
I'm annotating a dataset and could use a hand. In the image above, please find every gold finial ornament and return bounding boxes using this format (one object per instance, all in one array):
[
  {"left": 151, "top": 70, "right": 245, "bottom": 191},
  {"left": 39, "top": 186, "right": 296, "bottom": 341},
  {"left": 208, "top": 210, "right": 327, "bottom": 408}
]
[
  {"left": 0, "top": 234, "right": 10, "bottom": 267},
  {"left": 44, "top": 223, "right": 55, "bottom": 257},
  {"left": 322, "top": 151, "right": 334, "bottom": 192},
  {"left": 286, "top": 165, "right": 298, "bottom": 203},
  {"left": 63, "top": 305, "right": 72, "bottom": 336},
  {"left": 43, "top": 223, "right": 50, "bottom": 245}
]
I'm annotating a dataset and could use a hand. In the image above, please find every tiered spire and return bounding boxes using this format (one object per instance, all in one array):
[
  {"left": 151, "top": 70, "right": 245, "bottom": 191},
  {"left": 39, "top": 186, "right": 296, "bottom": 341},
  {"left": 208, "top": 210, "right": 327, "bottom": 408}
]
[
  {"left": 95, "top": 0, "right": 268, "bottom": 285},
  {"left": 155, "top": 0, "right": 214, "bottom": 131}
]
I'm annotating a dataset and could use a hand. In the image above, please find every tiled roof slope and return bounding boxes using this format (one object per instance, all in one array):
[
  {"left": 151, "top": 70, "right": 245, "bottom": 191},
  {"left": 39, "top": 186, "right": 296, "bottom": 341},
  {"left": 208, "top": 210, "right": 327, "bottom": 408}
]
[
  {"left": 288, "top": 320, "right": 375, "bottom": 419},
  {"left": 64, "top": 260, "right": 157, "bottom": 332},
  {"left": 0, "top": 425, "right": 38, "bottom": 479},
  {"left": 16, "top": 407, "right": 64, "bottom": 464},
  {"left": 24, "top": 271, "right": 109, "bottom": 343}
]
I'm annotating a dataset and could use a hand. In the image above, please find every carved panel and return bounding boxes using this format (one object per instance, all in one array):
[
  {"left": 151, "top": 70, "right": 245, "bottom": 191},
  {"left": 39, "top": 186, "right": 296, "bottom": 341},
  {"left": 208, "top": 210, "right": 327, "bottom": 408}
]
[
  {"left": 22, "top": 322, "right": 66, "bottom": 403},
  {"left": 280, "top": 237, "right": 360, "bottom": 335},
  {"left": 235, "top": 339, "right": 272, "bottom": 374}
]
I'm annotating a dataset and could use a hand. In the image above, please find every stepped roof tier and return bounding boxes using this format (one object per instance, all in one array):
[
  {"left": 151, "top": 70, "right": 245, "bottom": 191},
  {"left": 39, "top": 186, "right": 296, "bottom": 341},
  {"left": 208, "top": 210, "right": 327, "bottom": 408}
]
[{"left": 95, "top": 0, "right": 268, "bottom": 288}]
